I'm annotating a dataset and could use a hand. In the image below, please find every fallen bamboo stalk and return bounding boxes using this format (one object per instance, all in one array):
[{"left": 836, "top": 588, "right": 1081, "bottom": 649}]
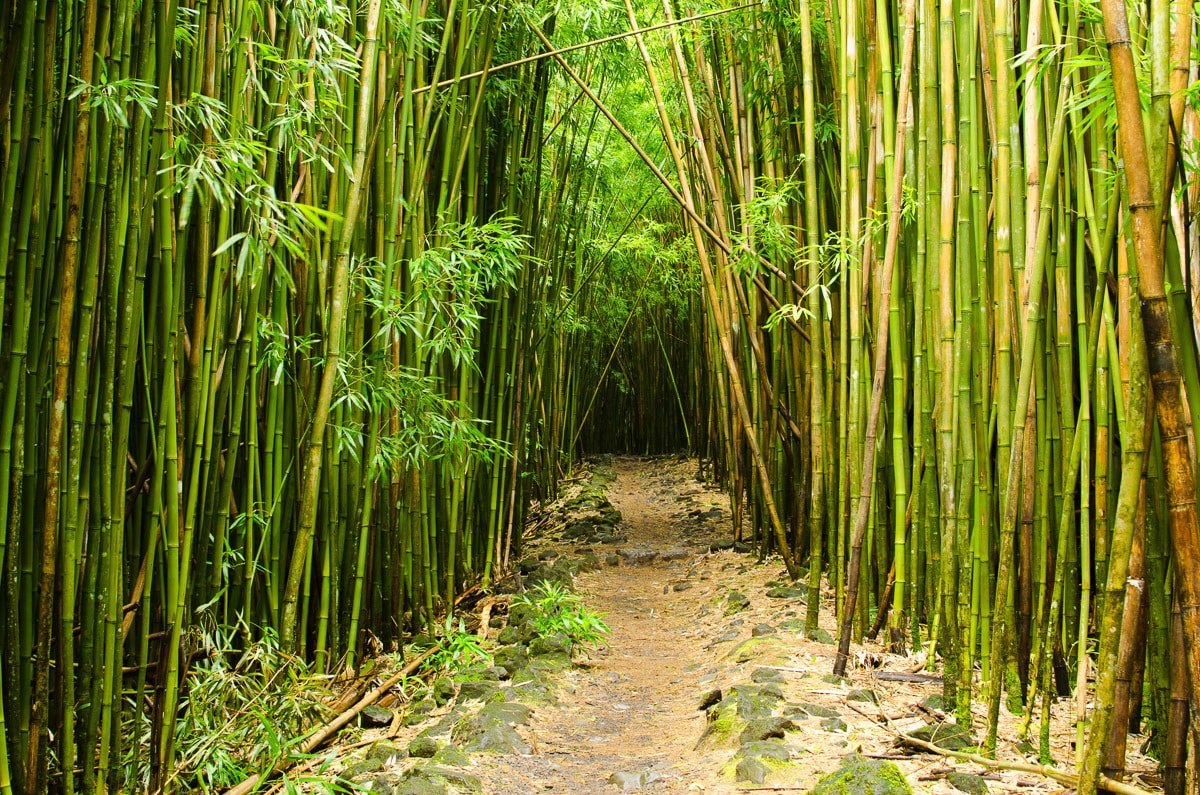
[
  {"left": 841, "top": 702, "right": 1156, "bottom": 795},
  {"left": 224, "top": 647, "right": 438, "bottom": 795}
]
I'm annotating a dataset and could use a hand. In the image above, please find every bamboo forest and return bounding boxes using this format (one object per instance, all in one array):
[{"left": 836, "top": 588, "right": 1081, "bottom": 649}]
[{"left": 7, "top": 0, "right": 1200, "bottom": 792}]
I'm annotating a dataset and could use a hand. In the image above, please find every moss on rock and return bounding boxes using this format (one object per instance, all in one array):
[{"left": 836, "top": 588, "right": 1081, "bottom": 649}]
[{"left": 809, "top": 754, "right": 912, "bottom": 795}]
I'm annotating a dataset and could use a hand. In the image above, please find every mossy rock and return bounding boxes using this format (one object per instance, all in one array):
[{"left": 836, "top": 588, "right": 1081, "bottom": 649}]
[
  {"left": 457, "top": 680, "right": 499, "bottom": 702},
  {"left": 736, "top": 757, "right": 773, "bottom": 785},
  {"left": 725, "top": 590, "right": 751, "bottom": 615},
  {"left": 403, "top": 764, "right": 482, "bottom": 793},
  {"left": 496, "top": 624, "right": 535, "bottom": 645},
  {"left": 766, "top": 586, "right": 807, "bottom": 600},
  {"left": 808, "top": 628, "right": 836, "bottom": 644},
  {"left": 452, "top": 701, "right": 532, "bottom": 745},
  {"left": 821, "top": 717, "right": 849, "bottom": 732},
  {"left": 408, "top": 736, "right": 440, "bottom": 758},
  {"left": 361, "top": 704, "right": 393, "bottom": 728},
  {"left": 919, "top": 693, "right": 946, "bottom": 712},
  {"left": 343, "top": 758, "right": 385, "bottom": 779},
  {"left": 698, "top": 689, "right": 723, "bottom": 710},
  {"left": 779, "top": 618, "right": 807, "bottom": 632},
  {"left": 726, "top": 636, "right": 786, "bottom": 664},
  {"left": 432, "top": 677, "right": 457, "bottom": 706},
  {"left": 809, "top": 754, "right": 912, "bottom": 795},
  {"left": 454, "top": 666, "right": 502, "bottom": 684},
  {"left": 740, "top": 716, "right": 798, "bottom": 743},
  {"left": 507, "top": 602, "right": 538, "bottom": 627},
  {"left": 509, "top": 667, "right": 558, "bottom": 704},
  {"left": 698, "top": 685, "right": 784, "bottom": 748},
  {"left": 492, "top": 644, "right": 529, "bottom": 674},
  {"left": 529, "top": 632, "right": 571, "bottom": 658},
  {"left": 847, "top": 688, "right": 878, "bottom": 704},
  {"left": 577, "top": 552, "right": 601, "bottom": 572},
  {"left": 797, "top": 702, "right": 840, "bottom": 719},
  {"left": 751, "top": 667, "right": 785, "bottom": 684},
  {"left": 908, "top": 721, "right": 973, "bottom": 751},
  {"left": 431, "top": 746, "right": 472, "bottom": 767},
  {"left": 366, "top": 740, "right": 408, "bottom": 764},
  {"left": 464, "top": 724, "right": 531, "bottom": 755},
  {"left": 738, "top": 740, "right": 792, "bottom": 762},
  {"left": 821, "top": 674, "right": 851, "bottom": 686},
  {"left": 947, "top": 772, "right": 988, "bottom": 794}
]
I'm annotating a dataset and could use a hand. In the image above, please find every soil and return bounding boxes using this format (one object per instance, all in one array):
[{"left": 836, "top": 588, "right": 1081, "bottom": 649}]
[{"left": 335, "top": 456, "right": 1163, "bottom": 795}]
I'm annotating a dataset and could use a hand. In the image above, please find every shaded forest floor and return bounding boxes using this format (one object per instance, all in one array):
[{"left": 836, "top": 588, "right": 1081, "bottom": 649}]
[{"left": 326, "top": 457, "right": 1161, "bottom": 794}]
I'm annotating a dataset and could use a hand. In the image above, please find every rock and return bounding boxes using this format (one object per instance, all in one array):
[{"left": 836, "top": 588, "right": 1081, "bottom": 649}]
[
  {"left": 724, "top": 591, "right": 750, "bottom": 615},
  {"left": 808, "top": 628, "right": 836, "bottom": 644},
  {"left": 403, "top": 765, "right": 482, "bottom": 793},
  {"left": 947, "top": 772, "right": 988, "bottom": 794},
  {"left": 366, "top": 740, "right": 408, "bottom": 763},
  {"left": 493, "top": 644, "right": 529, "bottom": 674},
  {"left": 907, "top": 721, "right": 974, "bottom": 751},
  {"left": 457, "top": 681, "right": 498, "bottom": 702},
  {"left": 529, "top": 632, "right": 571, "bottom": 657},
  {"left": 736, "top": 757, "right": 772, "bottom": 785},
  {"left": 617, "top": 548, "right": 659, "bottom": 566},
  {"left": 738, "top": 740, "right": 791, "bottom": 762},
  {"left": 810, "top": 754, "right": 912, "bottom": 795},
  {"left": 508, "top": 602, "right": 537, "bottom": 627},
  {"left": 727, "top": 636, "right": 784, "bottom": 664},
  {"left": 659, "top": 549, "right": 691, "bottom": 561},
  {"left": 408, "top": 736, "right": 440, "bottom": 758},
  {"left": 848, "top": 688, "right": 878, "bottom": 704},
  {"left": 452, "top": 701, "right": 533, "bottom": 750},
  {"left": 920, "top": 693, "right": 946, "bottom": 712},
  {"left": 361, "top": 705, "right": 393, "bottom": 728},
  {"left": 710, "top": 539, "right": 736, "bottom": 551},
  {"left": 537, "top": 550, "right": 558, "bottom": 561},
  {"left": 432, "top": 677, "right": 456, "bottom": 706},
  {"left": 822, "top": 674, "right": 851, "bottom": 686},
  {"left": 455, "top": 665, "right": 502, "bottom": 683},
  {"left": 464, "top": 724, "right": 531, "bottom": 755},
  {"left": 496, "top": 624, "right": 535, "bottom": 645},
  {"left": 750, "top": 667, "right": 784, "bottom": 684},
  {"left": 578, "top": 552, "right": 601, "bottom": 572},
  {"left": 672, "top": 582, "right": 693, "bottom": 592},
  {"left": 373, "top": 773, "right": 420, "bottom": 795},
  {"left": 821, "top": 717, "right": 849, "bottom": 732},
  {"left": 766, "top": 586, "right": 807, "bottom": 599},
  {"left": 608, "top": 770, "right": 662, "bottom": 790},
  {"left": 741, "top": 716, "right": 797, "bottom": 743},
  {"left": 430, "top": 746, "right": 471, "bottom": 767},
  {"left": 403, "top": 702, "right": 434, "bottom": 727},
  {"left": 605, "top": 553, "right": 621, "bottom": 566},
  {"left": 752, "top": 623, "right": 777, "bottom": 637},
  {"left": 779, "top": 618, "right": 806, "bottom": 632},
  {"left": 510, "top": 667, "right": 558, "bottom": 704},
  {"left": 733, "top": 541, "right": 752, "bottom": 553},
  {"left": 343, "top": 758, "right": 385, "bottom": 779},
  {"left": 798, "top": 703, "right": 840, "bottom": 718},
  {"left": 712, "top": 627, "right": 740, "bottom": 643},
  {"left": 698, "top": 689, "right": 723, "bottom": 710}
]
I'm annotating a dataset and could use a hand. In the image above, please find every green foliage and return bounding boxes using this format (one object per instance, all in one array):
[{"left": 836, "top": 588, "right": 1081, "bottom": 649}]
[
  {"left": 430, "top": 617, "right": 493, "bottom": 672},
  {"left": 125, "top": 618, "right": 332, "bottom": 793},
  {"left": 511, "top": 581, "right": 610, "bottom": 654}
]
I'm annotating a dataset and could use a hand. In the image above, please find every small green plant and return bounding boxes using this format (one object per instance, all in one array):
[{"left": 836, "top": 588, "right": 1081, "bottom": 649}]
[
  {"left": 430, "top": 616, "right": 491, "bottom": 672},
  {"left": 512, "top": 581, "right": 610, "bottom": 654}
]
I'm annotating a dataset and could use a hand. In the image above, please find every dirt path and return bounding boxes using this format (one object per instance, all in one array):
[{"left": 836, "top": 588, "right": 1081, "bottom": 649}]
[
  {"left": 339, "top": 456, "right": 1162, "bottom": 795},
  {"left": 471, "top": 457, "right": 748, "bottom": 793}
]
